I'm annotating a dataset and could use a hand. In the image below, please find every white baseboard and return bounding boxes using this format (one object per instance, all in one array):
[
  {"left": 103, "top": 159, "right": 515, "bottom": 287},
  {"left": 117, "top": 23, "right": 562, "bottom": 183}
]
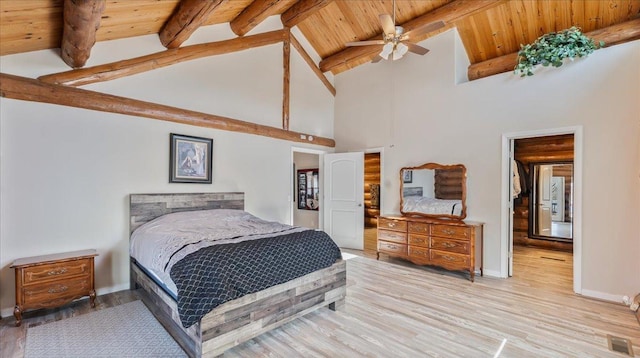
[
  {"left": 1, "top": 283, "right": 132, "bottom": 322},
  {"left": 483, "top": 269, "right": 504, "bottom": 278},
  {"left": 1, "top": 307, "right": 13, "bottom": 319},
  {"left": 580, "top": 289, "right": 625, "bottom": 303}
]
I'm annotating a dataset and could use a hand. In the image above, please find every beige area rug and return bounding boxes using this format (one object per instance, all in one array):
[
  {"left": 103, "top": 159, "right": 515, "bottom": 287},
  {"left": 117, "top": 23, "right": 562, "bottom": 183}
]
[{"left": 25, "top": 300, "right": 186, "bottom": 358}]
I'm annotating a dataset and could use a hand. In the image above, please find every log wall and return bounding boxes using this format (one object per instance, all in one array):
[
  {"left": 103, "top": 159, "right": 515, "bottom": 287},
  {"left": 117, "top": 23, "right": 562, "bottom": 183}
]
[{"left": 364, "top": 153, "right": 381, "bottom": 228}]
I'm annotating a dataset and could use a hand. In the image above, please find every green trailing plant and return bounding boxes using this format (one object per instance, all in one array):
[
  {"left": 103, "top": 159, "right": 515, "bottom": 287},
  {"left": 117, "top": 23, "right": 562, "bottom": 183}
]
[{"left": 514, "top": 26, "right": 604, "bottom": 77}]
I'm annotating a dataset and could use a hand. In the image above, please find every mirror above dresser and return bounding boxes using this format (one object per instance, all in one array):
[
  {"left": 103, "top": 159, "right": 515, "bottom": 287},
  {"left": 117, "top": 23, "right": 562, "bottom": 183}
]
[{"left": 400, "top": 163, "right": 467, "bottom": 220}]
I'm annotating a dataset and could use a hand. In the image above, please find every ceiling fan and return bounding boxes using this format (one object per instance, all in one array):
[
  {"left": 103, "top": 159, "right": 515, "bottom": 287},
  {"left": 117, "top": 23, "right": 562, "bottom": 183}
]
[{"left": 345, "top": 0, "right": 445, "bottom": 62}]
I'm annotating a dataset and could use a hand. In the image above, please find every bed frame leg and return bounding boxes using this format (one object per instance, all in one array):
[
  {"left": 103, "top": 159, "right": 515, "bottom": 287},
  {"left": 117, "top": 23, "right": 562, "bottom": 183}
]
[{"left": 328, "top": 298, "right": 345, "bottom": 311}]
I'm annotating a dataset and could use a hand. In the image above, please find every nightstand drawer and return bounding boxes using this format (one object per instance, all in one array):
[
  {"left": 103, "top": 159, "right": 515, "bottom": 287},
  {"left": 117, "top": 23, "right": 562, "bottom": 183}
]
[
  {"left": 23, "top": 259, "right": 92, "bottom": 284},
  {"left": 378, "top": 218, "right": 407, "bottom": 232},
  {"left": 23, "top": 276, "right": 92, "bottom": 306}
]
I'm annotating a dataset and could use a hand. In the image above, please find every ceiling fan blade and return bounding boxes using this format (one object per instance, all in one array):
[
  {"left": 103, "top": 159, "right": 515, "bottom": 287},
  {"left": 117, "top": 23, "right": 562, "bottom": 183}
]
[
  {"left": 379, "top": 14, "right": 395, "bottom": 35},
  {"left": 345, "top": 40, "right": 386, "bottom": 47},
  {"left": 404, "top": 42, "right": 430, "bottom": 55},
  {"left": 371, "top": 55, "right": 384, "bottom": 63},
  {"left": 403, "top": 20, "right": 446, "bottom": 39}
]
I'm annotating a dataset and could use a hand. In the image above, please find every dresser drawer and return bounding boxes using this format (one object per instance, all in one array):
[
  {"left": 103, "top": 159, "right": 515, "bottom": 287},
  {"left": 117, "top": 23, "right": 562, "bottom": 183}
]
[
  {"left": 23, "top": 259, "right": 92, "bottom": 284},
  {"left": 408, "top": 246, "right": 429, "bottom": 260},
  {"left": 432, "top": 224, "right": 470, "bottom": 240},
  {"left": 378, "top": 218, "right": 407, "bottom": 232},
  {"left": 378, "top": 241, "right": 407, "bottom": 256},
  {"left": 22, "top": 276, "right": 92, "bottom": 306},
  {"left": 431, "top": 237, "right": 470, "bottom": 254},
  {"left": 408, "top": 222, "right": 430, "bottom": 235},
  {"left": 378, "top": 229, "right": 407, "bottom": 244},
  {"left": 408, "top": 234, "right": 429, "bottom": 248},
  {"left": 430, "top": 250, "right": 470, "bottom": 268}
]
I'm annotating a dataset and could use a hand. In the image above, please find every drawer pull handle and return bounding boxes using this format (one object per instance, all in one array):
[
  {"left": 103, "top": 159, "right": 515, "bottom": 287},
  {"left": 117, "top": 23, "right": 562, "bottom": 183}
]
[
  {"left": 387, "top": 244, "right": 397, "bottom": 249},
  {"left": 442, "top": 255, "right": 456, "bottom": 262},
  {"left": 47, "top": 268, "right": 68, "bottom": 276},
  {"left": 442, "top": 229, "right": 455, "bottom": 235},
  {"left": 443, "top": 242, "right": 456, "bottom": 248},
  {"left": 388, "top": 222, "right": 396, "bottom": 228},
  {"left": 48, "top": 285, "right": 68, "bottom": 294}
]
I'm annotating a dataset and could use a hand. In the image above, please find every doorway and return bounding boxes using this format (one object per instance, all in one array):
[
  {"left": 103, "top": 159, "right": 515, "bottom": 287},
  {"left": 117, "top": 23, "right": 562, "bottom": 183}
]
[
  {"left": 291, "top": 148, "right": 324, "bottom": 229},
  {"left": 502, "top": 127, "right": 583, "bottom": 294},
  {"left": 363, "top": 152, "right": 381, "bottom": 255}
]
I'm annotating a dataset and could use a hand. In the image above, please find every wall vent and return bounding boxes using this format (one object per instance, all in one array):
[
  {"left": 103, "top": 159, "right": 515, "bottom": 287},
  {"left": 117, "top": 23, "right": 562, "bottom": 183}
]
[{"left": 607, "top": 334, "right": 634, "bottom": 356}]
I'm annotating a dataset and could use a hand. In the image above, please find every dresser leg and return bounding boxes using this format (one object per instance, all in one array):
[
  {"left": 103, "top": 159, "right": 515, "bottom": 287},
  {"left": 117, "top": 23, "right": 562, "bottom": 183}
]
[
  {"left": 470, "top": 271, "right": 475, "bottom": 282},
  {"left": 14, "top": 305, "right": 23, "bottom": 327},
  {"left": 89, "top": 290, "right": 96, "bottom": 308},
  {"left": 376, "top": 251, "right": 380, "bottom": 260}
]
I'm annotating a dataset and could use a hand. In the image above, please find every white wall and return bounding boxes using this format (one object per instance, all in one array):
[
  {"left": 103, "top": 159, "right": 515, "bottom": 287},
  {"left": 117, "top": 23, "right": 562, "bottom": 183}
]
[
  {"left": 0, "top": 18, "right": 334, "bottom": 316},
  {"left": 334, "top": 29, "right": 640, "bottom": 299}
]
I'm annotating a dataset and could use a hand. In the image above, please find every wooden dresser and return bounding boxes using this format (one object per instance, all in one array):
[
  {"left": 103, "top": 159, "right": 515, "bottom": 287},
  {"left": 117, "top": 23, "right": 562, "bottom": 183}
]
[
  {"left": 11, "top": 249, "right": 98, "bottom": 326},
  {"left": 377, "top": 216, "right": 483, "bottom": 281}
]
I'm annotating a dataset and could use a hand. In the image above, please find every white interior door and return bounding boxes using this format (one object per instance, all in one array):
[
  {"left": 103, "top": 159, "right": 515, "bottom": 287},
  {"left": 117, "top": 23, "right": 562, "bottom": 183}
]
[
  {"left": 508, "top": 141, "right": 515, "bottom": 277},
  {"left": 537, "top": 165, "right": 553, "bottom": 236},
  {"left": 323, "top": 152, "right": 364, "bottom": 249}
]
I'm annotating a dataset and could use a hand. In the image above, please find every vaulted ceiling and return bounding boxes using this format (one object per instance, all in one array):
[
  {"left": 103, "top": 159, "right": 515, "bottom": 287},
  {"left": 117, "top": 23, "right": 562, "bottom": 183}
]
[{"left": 2, "top": 0, "right": 639, "bottom": 80}]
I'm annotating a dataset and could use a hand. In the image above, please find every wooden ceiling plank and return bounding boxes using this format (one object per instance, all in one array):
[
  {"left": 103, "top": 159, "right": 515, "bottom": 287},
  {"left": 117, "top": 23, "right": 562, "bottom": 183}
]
[
  {"left": 230, "top": 0, "right": 294, "bottom": 37},
  {"left": 319, "top": 0, "right": 506, "bottom": 73},
  {"left": 39, "top": 29, "right": 288, "bottom": 87},
  {"left": 281, "top": 0, "right": 334, "bottom": 28},
  {"left": 159, "top": 0, "right": 228, "bottom": 49},
  {"left": 0, "top": 73, "right": 336, "bottom": 148},
  {"left": 290, "top": 34, "right": 336, "bottom": 96},
  {"left": 467, "top": 18, "right": 640, "bottom": 81},
  {"left": 60, "top": 0, "right": 106, "bottom": 68}
]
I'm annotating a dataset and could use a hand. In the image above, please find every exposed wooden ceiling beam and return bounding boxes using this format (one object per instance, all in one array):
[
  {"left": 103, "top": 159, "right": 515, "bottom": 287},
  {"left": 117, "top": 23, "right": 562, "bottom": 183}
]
[
  {"left": 281, "top": 0, "right": 334, "bottom": 28},
  {"left": 467, "top": 18, "right": 640, "bottom": 81},
  {"left": 39, "top": 30, "right": 288, "bottom": 87},
  {"left": 159, "top": 0, "right": 228, "bottom": 49},
  {"left": 230, "top": 0, "right": 292, "bottom": 37},
  {"left": 282, "top": 28, "right": 291, "bottom": 131},
  {"left": 319, "top": 0, "right": 505, "bottom": 73},
  {"left": 0, "top": 73, "right": 335, "bottom": 147},
  {"left": 60, "top": 0, "right": 106, "bottom": 68},
  {"left": 290, "top": 34, "right": 336, "bottom": 96}
]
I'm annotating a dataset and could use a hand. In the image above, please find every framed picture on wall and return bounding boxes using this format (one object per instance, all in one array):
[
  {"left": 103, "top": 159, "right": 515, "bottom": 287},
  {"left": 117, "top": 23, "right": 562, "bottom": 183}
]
[
  {"left": 403, "top": 169, "right": 413, "bottom": 183},
  {"left": 297, "top": 169, "right": 319, "bottom": 210},
  {"left": 169, "top": 133, "right": 213, "bottom": 183}
]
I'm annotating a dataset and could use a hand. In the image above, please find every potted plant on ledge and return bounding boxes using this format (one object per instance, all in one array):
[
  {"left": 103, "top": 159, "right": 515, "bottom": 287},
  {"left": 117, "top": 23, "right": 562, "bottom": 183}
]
[{"left": 515, "top": 26, "right": 604, "bottom": 77}]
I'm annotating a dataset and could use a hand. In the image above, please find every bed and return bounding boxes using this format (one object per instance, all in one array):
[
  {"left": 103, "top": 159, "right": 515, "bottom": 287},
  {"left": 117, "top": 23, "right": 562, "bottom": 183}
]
[{"left": 129, "top": 192, "right": 346, "bottom": 357}]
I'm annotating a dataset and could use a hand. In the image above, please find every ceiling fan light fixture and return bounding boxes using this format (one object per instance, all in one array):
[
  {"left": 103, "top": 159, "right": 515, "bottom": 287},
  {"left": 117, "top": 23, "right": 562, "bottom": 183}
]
[
  {"left": 393, "top": 42, "right": 409, "bottom": 60},
  {"left": 380, "top": 42, "right": 394, "bottom": 60}
]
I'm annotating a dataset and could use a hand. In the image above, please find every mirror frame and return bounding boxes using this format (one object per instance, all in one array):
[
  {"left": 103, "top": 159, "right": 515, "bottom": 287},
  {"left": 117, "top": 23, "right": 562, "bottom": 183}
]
[
  {"left": 527, "top": 161, "right": 573, "bottom": 242},
  {"left": 399, "top": 163, "right": 467, "bottom": 220}
]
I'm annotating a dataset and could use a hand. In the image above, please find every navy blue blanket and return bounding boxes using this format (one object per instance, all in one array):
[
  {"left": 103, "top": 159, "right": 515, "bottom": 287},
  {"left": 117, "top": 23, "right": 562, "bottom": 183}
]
[{"left": 170, "top": 229, "right": 341, "bottom": 328}]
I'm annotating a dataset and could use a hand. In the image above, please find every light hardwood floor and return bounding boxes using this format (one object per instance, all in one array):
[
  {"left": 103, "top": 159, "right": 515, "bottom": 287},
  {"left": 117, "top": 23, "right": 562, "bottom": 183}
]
[{"left": 1, "top": 246, "right": 638, "bottom": 357}]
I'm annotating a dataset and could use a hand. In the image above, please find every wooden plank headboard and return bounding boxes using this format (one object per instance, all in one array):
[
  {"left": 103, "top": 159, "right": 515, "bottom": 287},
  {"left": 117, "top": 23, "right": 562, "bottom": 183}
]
[{"left": 129, "top": 192, "right": 244, "bottom": 234}]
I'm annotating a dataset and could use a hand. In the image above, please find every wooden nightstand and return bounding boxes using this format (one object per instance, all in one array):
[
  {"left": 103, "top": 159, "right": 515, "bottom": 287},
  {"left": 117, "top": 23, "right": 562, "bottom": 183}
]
[{"left": 11, "top": 249, "right": 98, "bottom": 326}]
